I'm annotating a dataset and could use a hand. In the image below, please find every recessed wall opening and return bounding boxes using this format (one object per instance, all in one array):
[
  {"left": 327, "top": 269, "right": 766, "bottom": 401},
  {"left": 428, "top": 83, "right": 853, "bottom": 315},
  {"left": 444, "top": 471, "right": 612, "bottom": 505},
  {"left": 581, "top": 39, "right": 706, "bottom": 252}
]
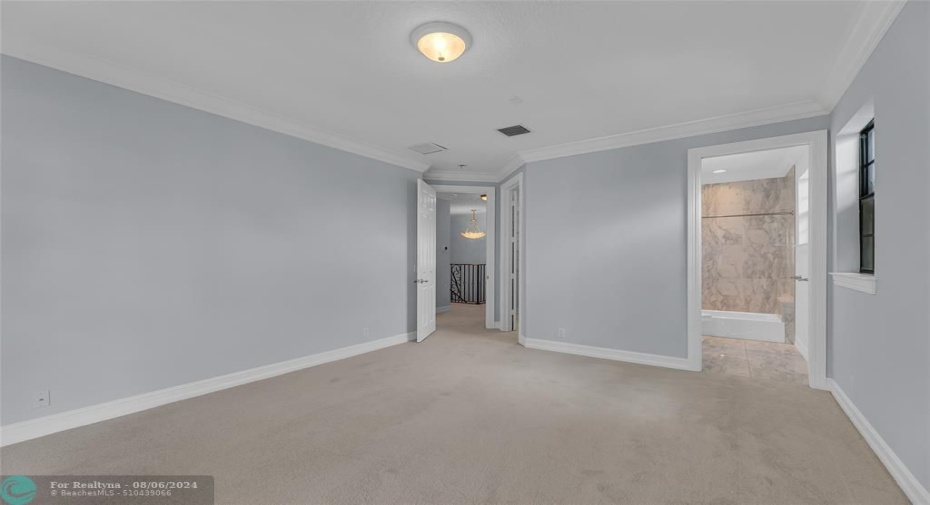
[
  {"left": 436, "top": 192, "right": 489, "bottom": 327},
  {"left": 429, "top": 185, "right": 497, "bottom": 334},
  {"left": 700, "top": 146, "right": 811, "bottom": 383},
  {"left": 688, "top": 131, "right": 828, "bottom": 390}
]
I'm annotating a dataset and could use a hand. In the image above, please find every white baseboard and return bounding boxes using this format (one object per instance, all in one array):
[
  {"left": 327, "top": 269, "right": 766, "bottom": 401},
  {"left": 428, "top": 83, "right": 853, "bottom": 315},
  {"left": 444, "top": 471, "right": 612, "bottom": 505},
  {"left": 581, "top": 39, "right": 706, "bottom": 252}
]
[
  {"left": 524, "top": 338, "right": 697, "bottom": 371},
  {"left": 795, "top": 336, "right": 809, "bottom": 361},
  {"left": 0, "top": 332, "right": 414, "bottom": 447},
  {"left": 827, "top": 378, "right": 930, "bottom": 505},
  {"left": 436, "top": 305, "right": 451, "bottom": 314}
]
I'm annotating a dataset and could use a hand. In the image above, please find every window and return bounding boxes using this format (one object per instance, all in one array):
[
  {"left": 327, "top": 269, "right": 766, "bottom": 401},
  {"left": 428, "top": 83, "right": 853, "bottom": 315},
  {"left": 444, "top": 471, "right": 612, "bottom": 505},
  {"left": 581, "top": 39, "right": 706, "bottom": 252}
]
[{"left": 859, "top": 121, "right": 875, "bottom": 273}]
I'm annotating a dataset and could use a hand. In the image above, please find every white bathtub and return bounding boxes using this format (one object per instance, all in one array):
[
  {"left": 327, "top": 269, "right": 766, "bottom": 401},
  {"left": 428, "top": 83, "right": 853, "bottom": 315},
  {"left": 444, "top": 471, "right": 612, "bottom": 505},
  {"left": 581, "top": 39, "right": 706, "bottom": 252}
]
[{"left": 701, "top": 310, "right": 785, "bottom": 343}]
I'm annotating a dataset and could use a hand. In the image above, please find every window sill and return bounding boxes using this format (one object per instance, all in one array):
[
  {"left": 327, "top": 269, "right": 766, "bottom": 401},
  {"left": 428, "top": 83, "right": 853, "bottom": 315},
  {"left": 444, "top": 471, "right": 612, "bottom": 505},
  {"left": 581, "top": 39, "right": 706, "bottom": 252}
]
[{"left": 830, "top": 272, "right": 877, "bottom": 295}]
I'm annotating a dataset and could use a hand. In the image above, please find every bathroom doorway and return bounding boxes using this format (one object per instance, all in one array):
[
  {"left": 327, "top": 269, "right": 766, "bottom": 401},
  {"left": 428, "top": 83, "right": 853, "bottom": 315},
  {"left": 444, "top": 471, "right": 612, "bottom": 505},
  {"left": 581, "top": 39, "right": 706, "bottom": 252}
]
[
  {"left": 687, "top": 132, "right": 828, "bottom": 389},
  {"left": 700, "top": 146, "right": 808, "bottom": 383}
]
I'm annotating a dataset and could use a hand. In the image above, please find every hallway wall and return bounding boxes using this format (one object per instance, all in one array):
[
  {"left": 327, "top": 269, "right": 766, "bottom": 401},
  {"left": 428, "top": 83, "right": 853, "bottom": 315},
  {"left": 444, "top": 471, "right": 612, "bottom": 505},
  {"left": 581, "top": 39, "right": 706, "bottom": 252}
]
[
  {"left": 450, "top": 211, "right": 487, "bottom": 264},
  {"left": 436, "top": 199, "right": 452, "bottom": 311}
]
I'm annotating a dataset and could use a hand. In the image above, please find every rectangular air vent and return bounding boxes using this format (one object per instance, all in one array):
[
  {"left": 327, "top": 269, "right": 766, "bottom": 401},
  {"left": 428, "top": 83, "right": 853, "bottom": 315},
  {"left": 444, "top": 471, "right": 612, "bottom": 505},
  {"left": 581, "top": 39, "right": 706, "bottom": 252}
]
[
  {"left": 408, "top": 142, "right": 447, "bottom": 155},
  {"left": 497, "top": 124, "right": 532, "bottom": 137}
]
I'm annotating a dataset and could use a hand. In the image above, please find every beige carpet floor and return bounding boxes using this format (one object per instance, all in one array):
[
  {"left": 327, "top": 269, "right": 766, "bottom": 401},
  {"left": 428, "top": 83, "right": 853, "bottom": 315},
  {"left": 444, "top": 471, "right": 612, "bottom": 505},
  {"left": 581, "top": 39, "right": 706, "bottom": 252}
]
[{"left": 0, "top": 304, "right": 907, "bottom": 504}]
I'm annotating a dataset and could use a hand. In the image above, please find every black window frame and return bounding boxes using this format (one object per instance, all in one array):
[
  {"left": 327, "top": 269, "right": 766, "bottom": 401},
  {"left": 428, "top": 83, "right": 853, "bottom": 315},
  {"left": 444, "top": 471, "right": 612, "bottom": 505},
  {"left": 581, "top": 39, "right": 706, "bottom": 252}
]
[{"left": 859, "top": 120, "right": 875, "bottom": 274}]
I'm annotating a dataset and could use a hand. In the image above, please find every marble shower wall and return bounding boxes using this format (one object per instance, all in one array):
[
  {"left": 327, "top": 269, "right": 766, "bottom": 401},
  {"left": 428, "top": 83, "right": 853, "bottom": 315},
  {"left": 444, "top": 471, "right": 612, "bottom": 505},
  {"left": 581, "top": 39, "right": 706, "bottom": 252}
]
[{"left": 702, "top": 168, "right": 795, "bottom": 314}]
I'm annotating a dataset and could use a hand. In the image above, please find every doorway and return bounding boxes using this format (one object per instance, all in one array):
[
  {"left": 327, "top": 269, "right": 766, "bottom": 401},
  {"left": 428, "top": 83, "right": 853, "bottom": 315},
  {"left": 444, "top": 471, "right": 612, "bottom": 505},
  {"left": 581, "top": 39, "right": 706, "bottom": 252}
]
[
  {"left": 687, "top": 131, "right": 828, "bottom": 389},
  {"left": 429, "top": 184, "right": 496, "bottom": 331},
  {"left": 436, "top": 191, "right": 489, "bottom": 329},
  {"left": 699, "top": 146, "right": 808, "bottom": 383}
]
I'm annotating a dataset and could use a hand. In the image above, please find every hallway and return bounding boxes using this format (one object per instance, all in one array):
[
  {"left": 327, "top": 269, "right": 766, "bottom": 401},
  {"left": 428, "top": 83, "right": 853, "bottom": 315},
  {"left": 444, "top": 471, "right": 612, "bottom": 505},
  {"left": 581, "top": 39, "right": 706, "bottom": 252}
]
[{"left": 436, "top": 303, "right": 501, "bottom": 334}]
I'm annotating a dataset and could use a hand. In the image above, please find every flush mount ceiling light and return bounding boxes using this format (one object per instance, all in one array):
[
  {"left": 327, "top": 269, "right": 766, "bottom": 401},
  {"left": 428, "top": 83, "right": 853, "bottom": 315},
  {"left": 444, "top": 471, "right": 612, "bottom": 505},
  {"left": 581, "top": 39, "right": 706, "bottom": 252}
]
[
  {"left": 712, "top": 169, "right": 728, "bottom": 174},
  {"left": 460, "top": 209, "right": 486, "bottom": 240},
  {"left": 411, "top": 22, "right": 472, "bottom": 63}
]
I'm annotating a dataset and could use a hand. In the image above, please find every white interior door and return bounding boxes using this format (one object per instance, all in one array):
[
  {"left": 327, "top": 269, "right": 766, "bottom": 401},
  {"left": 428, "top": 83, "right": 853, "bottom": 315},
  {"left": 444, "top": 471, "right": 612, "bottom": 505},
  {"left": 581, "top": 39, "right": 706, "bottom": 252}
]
[
  {"left": 416, "top": 180, "right": 437, "bottom": 342},
  {"left": 795, "top": 166, "right": 810, "bottom": 359}
]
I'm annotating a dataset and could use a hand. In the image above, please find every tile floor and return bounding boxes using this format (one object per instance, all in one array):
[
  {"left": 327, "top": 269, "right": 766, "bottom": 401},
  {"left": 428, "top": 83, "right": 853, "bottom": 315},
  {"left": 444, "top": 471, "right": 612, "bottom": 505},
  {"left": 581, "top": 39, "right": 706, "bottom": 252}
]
[{"left": 703, "top": 335, "right": 809, "bottom": 384}]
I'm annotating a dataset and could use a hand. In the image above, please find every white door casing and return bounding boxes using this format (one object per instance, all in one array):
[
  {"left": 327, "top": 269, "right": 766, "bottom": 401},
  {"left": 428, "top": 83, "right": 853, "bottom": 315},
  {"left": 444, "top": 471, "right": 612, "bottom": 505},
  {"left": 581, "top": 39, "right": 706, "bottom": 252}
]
[
  {"left": 499, "top": 173, "right": 525, "bottom": 345},
  {"left": 429, "top": 185, "right": 496, "bottom": 330},
  {"left": 795, "top": 166, "right": 811, "bottom": 360},
  {"left": 687, "top": 131, "right": 828, "bottom": 389},
  {"left": 416, "top": 180, "right": 437, "bottom": 342}
]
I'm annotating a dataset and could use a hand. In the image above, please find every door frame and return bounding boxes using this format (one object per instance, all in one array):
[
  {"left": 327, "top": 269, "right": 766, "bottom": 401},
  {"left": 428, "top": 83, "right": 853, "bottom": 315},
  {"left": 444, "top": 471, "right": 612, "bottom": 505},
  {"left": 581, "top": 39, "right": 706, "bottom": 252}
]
[
  {"left": 431, "top": 184, "right": 496, "bottom": 330},
  {"left": 686, "top": 130, "right": 828, "bottom": 389},
  {"left": 499, "top": 173, "right": 525, "bottom": 345}
]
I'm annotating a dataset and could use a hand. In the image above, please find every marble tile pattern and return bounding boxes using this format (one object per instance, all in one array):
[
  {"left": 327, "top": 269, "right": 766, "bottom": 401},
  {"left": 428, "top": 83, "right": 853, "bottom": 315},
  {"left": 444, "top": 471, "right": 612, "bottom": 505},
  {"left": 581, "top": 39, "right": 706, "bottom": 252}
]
[
  {"left": 703, "top": 336, "right": 808, "bottom": 385},
  {"left": 779, "top": 296, "right": 796, "bottom": 343},
  {"left": 702, "top": 168, "right": 796, "bottom": 314}
]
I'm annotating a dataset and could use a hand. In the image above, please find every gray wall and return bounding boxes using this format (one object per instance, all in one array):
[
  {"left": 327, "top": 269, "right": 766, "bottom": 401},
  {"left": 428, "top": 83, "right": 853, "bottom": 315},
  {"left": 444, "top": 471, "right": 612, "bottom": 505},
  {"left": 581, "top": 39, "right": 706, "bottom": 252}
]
[
  {"left": 450, "top": 212, "right": 488, "bottom": 264},
  {"left": 436, "top": 199, "right": 451, "bottom": 309},
  {"left": 1, "top": 56, "right": 420, "bottom": 425},
  {"left": 524, "top": 115, "right": 829, "bottom": 357},
  {"left": 828, "top": 1, "right": 930, "bottom": 490}
]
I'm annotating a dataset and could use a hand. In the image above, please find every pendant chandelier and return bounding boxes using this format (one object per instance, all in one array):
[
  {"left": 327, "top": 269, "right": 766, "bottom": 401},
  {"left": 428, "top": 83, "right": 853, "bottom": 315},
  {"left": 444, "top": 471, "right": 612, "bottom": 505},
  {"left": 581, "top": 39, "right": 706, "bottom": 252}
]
[{"left": 460, "top": 209, "right": 486, "bottom": 240}]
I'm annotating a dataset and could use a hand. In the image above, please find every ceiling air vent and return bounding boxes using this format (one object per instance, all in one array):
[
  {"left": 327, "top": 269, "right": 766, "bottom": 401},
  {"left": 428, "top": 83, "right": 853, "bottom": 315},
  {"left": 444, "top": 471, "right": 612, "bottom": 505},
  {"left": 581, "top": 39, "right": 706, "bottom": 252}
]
[
  {"left": 408, "top": 142, "right": 447, "bottom": 155},
  {"left": 497, "top": 124, "right": 531, "bottom": 137}
]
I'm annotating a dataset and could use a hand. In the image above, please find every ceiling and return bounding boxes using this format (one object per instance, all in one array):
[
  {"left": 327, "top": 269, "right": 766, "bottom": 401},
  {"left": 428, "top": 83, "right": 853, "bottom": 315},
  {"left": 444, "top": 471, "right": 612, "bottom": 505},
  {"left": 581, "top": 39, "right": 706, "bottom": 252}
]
[
  {"left": 702, "top": 146, "right": 808, "bottom": 185},
  {"left": 1, "top": 2, "right": 902, "bottom": 181},
  {"left": 437, "top": 192, "right": 487, "bottom": 215}
]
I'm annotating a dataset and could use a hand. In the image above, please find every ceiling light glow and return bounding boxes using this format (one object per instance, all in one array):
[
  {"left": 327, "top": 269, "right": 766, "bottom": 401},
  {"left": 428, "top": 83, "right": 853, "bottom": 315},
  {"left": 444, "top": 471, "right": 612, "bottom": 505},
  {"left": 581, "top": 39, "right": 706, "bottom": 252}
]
[
  {"left": 460, "top": 209, "right": 486, "bottom": 240},
  {"left": 712, "top": 169, "right": 728, "bottom": 174},
  {"left": 411, "top": 22, "right": 472, "bottom": 63}
]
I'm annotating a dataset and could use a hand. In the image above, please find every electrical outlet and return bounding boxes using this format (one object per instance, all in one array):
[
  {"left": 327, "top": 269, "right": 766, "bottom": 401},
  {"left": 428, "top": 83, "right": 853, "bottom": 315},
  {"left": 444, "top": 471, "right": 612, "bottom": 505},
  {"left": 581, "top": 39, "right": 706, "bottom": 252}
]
[
  {"left": 32, "top": 389, "right": 50, "bottom": 409},
  {"left": 363, "top": 327, "right": 370, "bottom": 338},
  {"left": 557, "top": 328, "right": 566, "bottom": 340}
]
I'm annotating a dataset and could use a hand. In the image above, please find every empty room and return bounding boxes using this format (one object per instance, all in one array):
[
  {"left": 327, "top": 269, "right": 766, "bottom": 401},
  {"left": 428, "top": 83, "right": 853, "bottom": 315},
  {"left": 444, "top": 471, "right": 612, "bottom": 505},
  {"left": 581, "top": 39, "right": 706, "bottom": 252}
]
[{"left": 1, "top": 2, "right": 928, "bottom": 505}]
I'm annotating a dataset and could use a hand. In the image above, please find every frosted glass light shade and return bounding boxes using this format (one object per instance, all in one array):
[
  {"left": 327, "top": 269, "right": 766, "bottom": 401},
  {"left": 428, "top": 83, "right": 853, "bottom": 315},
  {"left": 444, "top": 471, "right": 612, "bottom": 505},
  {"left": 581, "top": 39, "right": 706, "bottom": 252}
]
[{"left": 411, "top": 22, "right": 472, "bottom": 63}]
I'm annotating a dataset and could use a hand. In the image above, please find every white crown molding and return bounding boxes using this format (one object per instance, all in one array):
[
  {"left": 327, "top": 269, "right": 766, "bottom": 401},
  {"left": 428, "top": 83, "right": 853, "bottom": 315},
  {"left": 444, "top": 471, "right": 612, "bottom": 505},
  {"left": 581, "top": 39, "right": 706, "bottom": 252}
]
[
  {"left": 1, "top": 39, "right": 431, "bottom": 173},
  {"left": 817, "top": 0, "right": 907, "bottom": 111},
  {"left": 460, "top": 98, "right": 825, "bottom": 183},
  {"left": 423, "top": 170, "right": 501, "bottom": 183},
  {"left": 504, "top": 2, "right": 905, "bottom": 170},
  {"left": 426, "top": 153, "right": 524, "bottom": 184},
  {"left": 828, "top": 379, "right": 930, "bottom": 505},
  {"left": 497, "top": 154, "right": 526, "bottom": 182},
  {"left": 0, "top": 332, "right": 415, "bottom": 446},
  {"left": 515, "top": 100, "right": 828, "bottom": 166},
  {"left": 6, "top": 0, "right": 903, "bottom": 181}
]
